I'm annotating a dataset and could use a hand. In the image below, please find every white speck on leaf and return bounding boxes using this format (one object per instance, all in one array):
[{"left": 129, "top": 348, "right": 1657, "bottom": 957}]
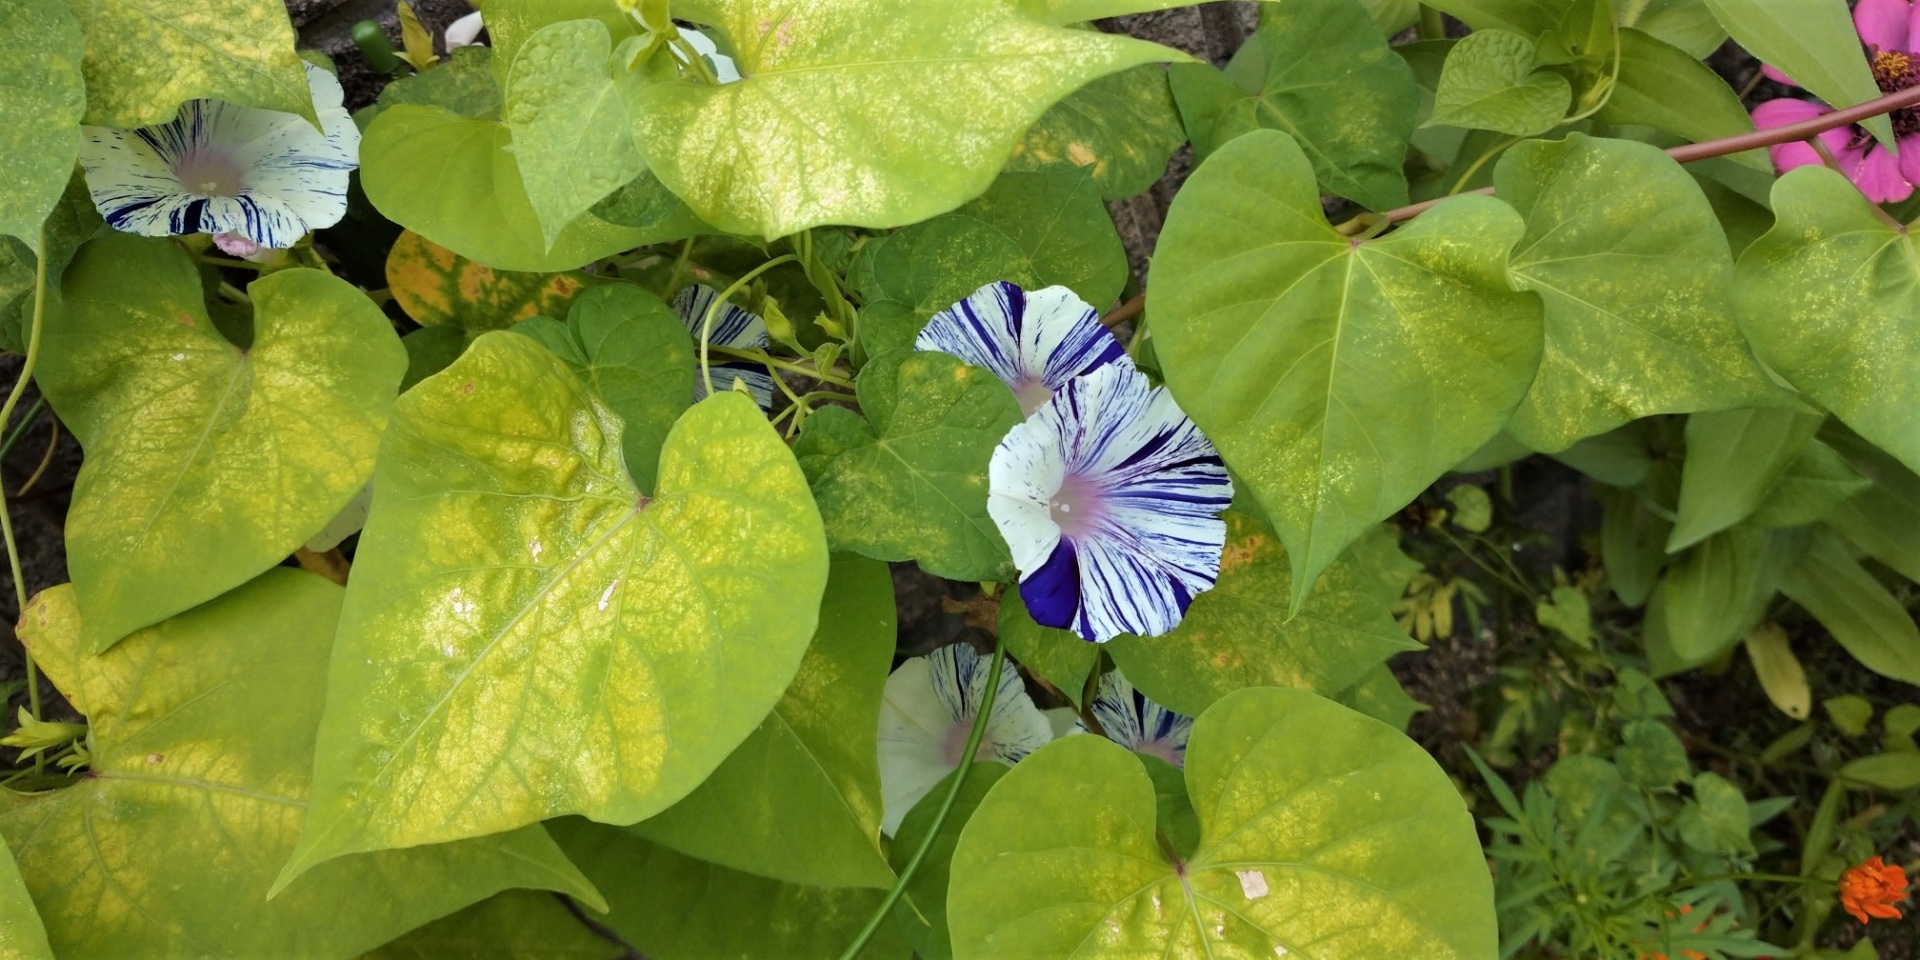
[
  {"left": 598, "top": 579, "right": 619, "bottom": 611},
  {"left": 1237, "top": 869, "right": 1269, "bottom": 899}
]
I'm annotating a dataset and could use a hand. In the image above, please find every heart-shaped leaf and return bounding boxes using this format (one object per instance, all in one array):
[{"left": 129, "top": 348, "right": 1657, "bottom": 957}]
[
  {"left": 1739, "top": 167, "right": 1920, "bottom": 478},
  {"left": 360, "top": 105, "right": 697, "bottom": 272},
  {"left": 504, "top": 19, "right": 650, "bottom": 248},
  {"left": 68, "top": 0, "right": 314, "bottom": 128},
  {"left": 1007, "top": 64, "right": 1185, "bottom": 201},
  {"left": 4, "top": 571, "right": 601, "bottom": 960},
  {"left": 629, "top": 0, "right": 1202, "bottom": 237},
  {"left": 280, "top": 333, "right": 828, "bottom": 883},
  {"left": 1497, "top": 135, "right": 1788, "bottom": 452},
  {"left": 1150, "top": 129, "right": 1541, "bottom": 611},
  {"left": 795, "top": 349, "right": 1022, "bottom": 581},
  {"left": 633, "top": 554, "right": 898, "bottom": 889},
  {"left": 1428, "top": 29, "right": 1569, "bottom": 136},
  {"left": 0, "top": 0, "right": 84, "bottom": 250},
  {"left": 387, "top": 230, "right": 594, "bottom": 330},
  {"left": 1106, "top": 515, "right": 1419, "bottom": 717},
  {"left": 949, "top": 687, "right": 1496, "bottom": 959},
  {"left": 1168, "top": 0, "right": 1418, "bottom": 210},
  {"left": 38, "top": 234, "right": 405, "bottom": 651}
]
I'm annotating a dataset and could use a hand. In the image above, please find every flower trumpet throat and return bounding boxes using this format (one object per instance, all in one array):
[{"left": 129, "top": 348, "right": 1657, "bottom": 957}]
[{"left": 1838, "top": 855, "right": 1911, "bottom": 924}]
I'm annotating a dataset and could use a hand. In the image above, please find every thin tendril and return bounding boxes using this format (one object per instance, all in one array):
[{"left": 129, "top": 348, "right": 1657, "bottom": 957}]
[
  {"left": 1, "top": 227, "right": 52, "bottom": 759},
  {"left": 699, "top": 255, "right": 798, "bottom": 398},
  {"left": 836, "top": 637, "right": 1007, "bottom": 960}
]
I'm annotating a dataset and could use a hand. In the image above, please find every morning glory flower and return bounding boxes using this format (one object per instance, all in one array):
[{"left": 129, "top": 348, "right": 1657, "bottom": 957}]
[
  {"left": 916, "top": 280, "right": 1133, "bottom": 415},
  {"left": 877, "top": 642, "right": 1052, "bottom": 835},
  {"left": 989, "top": 363, "right": 1232, "bottom": 644},
  {"left": 674, "top": 284, "right": 775, "bottom": 410},
  {"left": 77, "top": 63, "right": 359, "bottom": 252},
  {"left": 1089, "top": 670, "right": 1193, "bottom": 767},
  {"left": 445, "top": 10, "right": 486, "bottom": 48}
]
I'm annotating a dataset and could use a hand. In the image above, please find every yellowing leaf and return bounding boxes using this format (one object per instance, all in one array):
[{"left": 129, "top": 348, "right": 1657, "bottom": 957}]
[
  {"left": 0, "top": 0, "right": 84, "bottom": 250},
  {"left": 68, "top": 0, "right": 315, "bottom": 128},
  {"left": 386, "top": 229, "right": 593, "bottom": 329}
]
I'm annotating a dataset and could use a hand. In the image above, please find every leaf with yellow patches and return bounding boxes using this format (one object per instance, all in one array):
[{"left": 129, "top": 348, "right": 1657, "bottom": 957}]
[
  {"left": 2, "top": 572, "right": 601, "bottom": 960},
  {"left": 278, "top": 333, "right": 828, "bottom": 884},
  {"left": 0, "top": 0, "right": 84, "bottom": 250},
  {"left": 37, "top": 234, "right": 405, "bottom": 652},
  {"left": 68, "top": 0, "right": 315, "bottom": 128},
  {"left": 386, "top": 230, "right": 594, "bottom": 330},
  {"left": 1007, "top": 63, "right": 1184, "bottom": 200},
  {"left": 949, "top": 688, "right": 1496, "bottom": 960}
]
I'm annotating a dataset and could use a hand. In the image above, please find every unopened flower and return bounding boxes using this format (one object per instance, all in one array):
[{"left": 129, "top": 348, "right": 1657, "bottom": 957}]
[
  {"left": 674, "top": 284, "right": 775, "bottom": 410},
  {"left": 1839, "top": 855, "right": 1910, "bottom": 924},
  {"left": 1750, "top": 0, "right": 1920, "bottom": 202},
  {"left": 445, "top": 10, "right": 485, "bottom": 49},
  {"left": 876, "top": 643, "right": 1052, "bottom": 835},
  {"left": 989, "top": 363, "right": 1232, "bottom": 643},
  {"left": 78, "top": 63, "right": 359, "bottom": 249},
  {"left": 1089, "top": 670, "right": 1192, "bottom": 767},
  {"left": 916, "top": 281, "right": 1132, "bottom": 415}
]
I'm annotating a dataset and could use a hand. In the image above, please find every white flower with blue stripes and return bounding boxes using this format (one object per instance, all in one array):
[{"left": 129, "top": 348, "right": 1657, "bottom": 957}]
[
  {"left": 916, "top": 281, "right": 1132, "bottom": 414},
  {"left": 1089, "top": 670, "right": 1193, "bottom": 767},
  {"left": 876, "top": 642, "right": 1052, "bottom": 835},
  {"left": 77, "top": 63, "right": 358, "bottom": 251},
  {"left": 989, "top": 363, "right": 1233, "bottom": 643},
  {"left": 673, "top": 284, "right": 776, "bottom": 411}
]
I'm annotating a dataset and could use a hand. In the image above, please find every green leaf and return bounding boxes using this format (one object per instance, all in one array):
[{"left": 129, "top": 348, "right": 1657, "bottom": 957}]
[
  {"left": 1698, "top": 0, "right": 1892, "bottom": 146},
  {"left": 1677, "top": 771, "right": 1753, "bottom": 853},
  {"left": 5, "top": 572, "right": 601, "bottom": 959},
  {"left": 550, "top": 817, "right": 911, "bottom": 960},
  {"left": 482, "top": 0, "right": 640, "bottom": 88},
  {"left": 363, "top": 890, "right": 623, "bottom": 960},
  {"left": 949, "top": 688, "right": 1496, "bottom": 960},
  {"left": 67, "top": 0, "right": 314, "bottom": 128},
  {"left": 795, "top": 349, "right": 1022, "bottom": 581},
  {"left": 633, "top": 554, "right": 897, "bottom": 890},
  {"left": 360, "top": 105, "right": 689, "bottom": 272},
  {"left": 1428, "top": 30, "right": 1570, "bottom": 137},
  {"left": 1740, "top": 167, "right": 1920, "bottom": 478},
  {"left": 1839, "top": 753, "right": 1920, "bottom": 791},
  {"left": 1668, "top": 409, "right": 1824, "bottom": 551},
  {"left": 1423, "top": 0, "right": 1566, "bottom": 33},
  {"left": 1825, "top": 428, "right": 1920, "bottom": 582},
  {"left": 0, "top": 0, "right": 84, "bottom": 250},
  {"left": 1334, "top": 663, "right": 1427, "bottom": 732},
  {"left": 38, "top": 234, "right": 404, "bottom": 651},
  {"left": 1747, "top": 439, "right": 1870, "bottom": 529},
  {"left": 513, "top": 283, "right": 694, "bottom": 490},
  {"left": 1621, "top": 0, "right": 1728, "bottom": 58},
  {"left": 1779, "top": 530, "right": 1920, "bottom": 685},
  {"left": 1536, "top": 585, "right": 1593, "bottom": 647},
  {"left": 386, "top": 230, "right": 595, "bottom": 330},
  {"left": 0, "top": 170, "right": 103, "bottom": 354},
  {"left": 1600, "top": 485, "right": 1671, "bottom": 607},
  {"left": 1825, "top": 694, "right": 1874, "bottom": 735},
  {"left": 1616, "top": 718, "right": 1691, "bottom": 788},
  {"left": 1138, "top": 752, "right": 1202, "bottom": 860},
  {"left": 1664, "top": 525, "right": 1801, "bottom": 663},
  {"left": 375, "top": 46, "right": 504, "bottom": 120},
  {"left": 281, "top": 334, "right": 829, "bottom": 883},
  {"left": 1358, "top": 0, "right": 1423, "bottom": 33},
  {"left": 0, "top": 839, "right": 50, "bottom": 960},
  {"left": 629, "top": 0, "right": 1201, "bottom": 237},
  {"left": 853, "top": 167, "right": 1128, "bottom": 354},
  {"left": 1499, "top": 136, "right": 1786, "bottom": 453},
  {"left": 1008, "top": 63, "right": 1185, "bottom": 200},
  {"left": 505, "top": 20, "right": 650, "bottom": 249},
  {"left": 889, "top": 762, "right": 1009, "bottom": 960},
  {"left": 999, "top": 592, "right": 1098, "bottom": 707},
  {"left": 1150, "top": 129, "right": 1542, "bottom": 611},
  {"left": 1596, "top": 29, "right": 1766, "bottom": 170},
  {"left": 1107, "top": 514, "right": 1418, "bottom": 717},
  {"left": 400, "top": 325, "right": 469, "bottom": 392},
  {"left": 1168, "top": 0, "right": 1417, "bottom": 210},
  {"left": 1447, "top": 484, "right": 1493, "bottom": 532}
]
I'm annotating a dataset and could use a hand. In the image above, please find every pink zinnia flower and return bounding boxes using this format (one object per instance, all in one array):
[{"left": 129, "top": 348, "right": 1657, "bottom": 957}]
[{"left": 1750, "top": 0, "right": 1920, "bottom": 203}]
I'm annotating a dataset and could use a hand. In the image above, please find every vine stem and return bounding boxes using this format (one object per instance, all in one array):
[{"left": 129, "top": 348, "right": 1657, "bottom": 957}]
[
  {"left": 698, "top": 255, "right": 798, "bottom": 397},
  {"left": 1, "top": 228, "right": 51, "bottom": 745},
  {"left": 1384, "top": 82, "right": 1920, "bottom": 222},
  {"left": 836, "top": 637, "right": 1007, "bottom": 960}
]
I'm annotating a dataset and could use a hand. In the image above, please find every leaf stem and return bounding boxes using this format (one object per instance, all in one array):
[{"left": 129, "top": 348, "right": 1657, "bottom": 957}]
[
  {"left": 836, "top": 637, "right": 1007, "bottom": 960},
  {"left": 1101, "top": 293, "right": 1144, "bottom": 330},
  {"left": 699, "top": 255, "right": 798, "bottom": 397},
  {"left": 1383, "top": 82, "right": 1920, "bottom": 223},
  {"left": 1, "top": 229, "right": 52, "bottom": 746}
]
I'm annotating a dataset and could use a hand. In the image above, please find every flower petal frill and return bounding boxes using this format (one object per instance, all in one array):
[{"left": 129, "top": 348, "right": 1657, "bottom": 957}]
[
  {"left": 77, "top": 63, "right": 359, "bottom": 249},
  {"left": 674, "top": 284, "right": 776, "bottom": 411},
  {"left": 876, "top": 642, "right": 1052, "bottom": 835},
  {"left": 1089, "top": 669, "right": 1193, "bottom": 767},
  {"left": 989, "top": 363, "right": 1233, "bottom": 644},
  {"left": 916, "top": 280, "right": 1133, "bottom": 415}
]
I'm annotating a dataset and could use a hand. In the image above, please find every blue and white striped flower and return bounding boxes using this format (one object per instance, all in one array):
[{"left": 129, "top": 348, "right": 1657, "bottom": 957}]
[
  {"left": 77, "top": 63, "right": 358, "bottom": 251},
  {"left": 1090, "top": 670, "right": 1193, "bottom": 767},
  {"left": 916, "top": 281, "right": 1132, "bottom": 415},
  {"left": 989, "top": 363, "right": 1232, "bottom": 643},
  {"left": 877, "top": 642, "right": 1052, "bottom": 835},
  {"left": 673, "top": 284, "right": 775, "bottom": 411}
]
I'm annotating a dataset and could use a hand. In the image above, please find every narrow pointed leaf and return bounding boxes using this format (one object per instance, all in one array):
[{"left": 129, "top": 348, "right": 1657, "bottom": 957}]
[
  {"left": 1699, "top": 0, "right": 1892, "bottom": 146},
  {"left": 38, "top": 234, "right": 404, "bottom": 651},
  {"left": 1150, "top": 129, "right": 1542, "bottom": 611},
  {"left": 283, "top": 334, "right": 828, "bottom": 881},
  {"left": 1668, "top": 408, "right": 1823, "bottom": 551},
  {"left": 949, "top": 688, "right": 1496, "bottom": 959},
  {"left": 4, "top": 573, "right": 601, "bottom": 959},
  {"left": 1779, "top": 530, "right": 1920, "bottom": 685}
]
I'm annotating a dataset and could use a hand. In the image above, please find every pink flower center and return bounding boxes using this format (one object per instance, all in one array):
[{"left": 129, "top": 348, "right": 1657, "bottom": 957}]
[
  {"left": 174, "top": 149, "right": 246, "bottom": 197},
  {"left": 1012, "top": 374, "right": 1053, "bottom": 416},
  {"left": 939, "top": 720, "right": 998, "bottom": 765},
  {"left": 1049, "top": 472, "right": 1106, "bottom": 539}
]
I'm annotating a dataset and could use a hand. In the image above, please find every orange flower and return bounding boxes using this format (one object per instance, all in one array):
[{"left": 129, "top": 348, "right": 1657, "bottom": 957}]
[{"left": 1839, "top": 856, "right": 1910, "bottom": 924}]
